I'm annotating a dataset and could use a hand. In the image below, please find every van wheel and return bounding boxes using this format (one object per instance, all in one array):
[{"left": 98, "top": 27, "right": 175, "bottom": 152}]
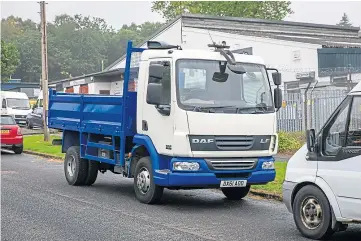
[
  {"left": 84, "top": 160, "right": 99, "bottom": 186},
  {"left": 133, "top": 156, "right": 163, "bottom": 204},
  {"left": 64, "top": 146, "right": 88, "bottom": 186},
  {"left": 221, "top": 186, "right": 250, "bottom": 200},
  {"left": 293, "top": 185, "right": 334, "bottom": 240}
]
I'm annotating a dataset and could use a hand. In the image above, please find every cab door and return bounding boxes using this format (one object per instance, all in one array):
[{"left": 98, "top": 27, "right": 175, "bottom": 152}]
[
  {"left": 317, "top": 95, "right": 361, "bottom": 220},
  {"left": 140, "top": 58, "right": 174, "bottom": 156}
]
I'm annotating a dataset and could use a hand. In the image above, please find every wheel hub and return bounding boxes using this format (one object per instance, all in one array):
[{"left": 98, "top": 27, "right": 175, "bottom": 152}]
[
  {"left": 301, "top": 197, "right": 323, "bottom": 230},
  {"left": 67, "top": 155, "right": 76, "bottom": 177},
  {"left": 137, "top": 167, "right": 150, "bottom": 194}
]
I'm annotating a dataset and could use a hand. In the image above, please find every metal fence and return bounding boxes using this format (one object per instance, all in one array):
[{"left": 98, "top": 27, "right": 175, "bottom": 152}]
[{"left": 277, "top": 89, "right": 349, "bottom": 133}]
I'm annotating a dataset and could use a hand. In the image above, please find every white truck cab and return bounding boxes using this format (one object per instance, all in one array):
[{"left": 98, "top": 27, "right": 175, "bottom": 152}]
[
  {"left": 283, "top": 82, "right": 361, "bottom": 240},
  {"left": 1, "top": 91, "right": 32, "bottom": 126}
]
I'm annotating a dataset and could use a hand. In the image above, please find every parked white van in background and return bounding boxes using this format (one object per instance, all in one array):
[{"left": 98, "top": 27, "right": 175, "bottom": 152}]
[
  {"left": 1, "top": 91, "right": 32, "bottom": 126},
  {"left": 283, "top": 82, "right": 361, "bottom": 240}
]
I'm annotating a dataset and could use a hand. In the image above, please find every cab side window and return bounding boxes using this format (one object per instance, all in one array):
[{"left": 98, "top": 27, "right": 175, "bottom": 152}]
[
  {"left": 2, "top": 99, "right": 6, "bottom": 108},
  {"left": 323, "top": 98, "right": 350, "bottom": 156},
  {"left": 148, "top": 61, "right": 171, "bottom": 105},
  {"left": 346, "top": 97, "right": 361, "bottom": 146}
]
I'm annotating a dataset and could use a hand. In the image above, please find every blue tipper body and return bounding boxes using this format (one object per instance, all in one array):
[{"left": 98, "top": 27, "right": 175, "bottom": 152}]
[{"left": 48, "top": 40, "right": 276, "bottom": 188}]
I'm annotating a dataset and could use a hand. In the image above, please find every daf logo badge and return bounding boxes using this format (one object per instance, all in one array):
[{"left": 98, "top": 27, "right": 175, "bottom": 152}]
[{"left": 192, "top": 139, "right": 214, "bottom": 144}]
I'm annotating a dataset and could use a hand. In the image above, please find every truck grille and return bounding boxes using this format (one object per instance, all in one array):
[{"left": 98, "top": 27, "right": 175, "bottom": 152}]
[
  {"left": 215, "top": 136, "right": 254, "bottom": 151},
  {"left": 15, "top": 115, "right": 27, "bottom": 119},
  {"left": 206, "top": 158, "right": 257, "bottom": 170}
]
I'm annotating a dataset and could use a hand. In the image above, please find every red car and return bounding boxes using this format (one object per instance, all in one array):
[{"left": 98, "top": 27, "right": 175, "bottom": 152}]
[{"left": 1, "top": 114, "right": 23, "bottom": 154}]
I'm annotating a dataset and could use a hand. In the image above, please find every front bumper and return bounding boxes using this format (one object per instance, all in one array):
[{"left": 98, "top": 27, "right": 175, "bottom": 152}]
[
  {"left": 153, "top": 156, "right": 276, "bottom": 188},
  {"left": 282, "top": 180, "right": 297, "bottom": 213}
]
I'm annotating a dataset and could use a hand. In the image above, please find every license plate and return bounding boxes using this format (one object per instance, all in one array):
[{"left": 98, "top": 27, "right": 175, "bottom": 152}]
[
  {"left": 19, "top": 121, "right": 26, "bottom": 123},
  {"left": 1, "top": 130, "right": 10, "bottom": 134},
  {"left": 220, "top": 180, "right": 247, "bottom": 188}
]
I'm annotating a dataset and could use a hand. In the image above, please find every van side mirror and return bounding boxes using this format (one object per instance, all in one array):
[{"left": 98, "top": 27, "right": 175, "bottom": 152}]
[
  {"left": 306, "top": 129, "right": 316, "bottom": 152},
  {"left": 272, "top": 72, "right": 282, "bottom": 86},
  {"left": 274, "top": 88, "right": 282, "bottom": 109},
  {"left": 146, "top": 83, "right": 162, "bottom": 106}
]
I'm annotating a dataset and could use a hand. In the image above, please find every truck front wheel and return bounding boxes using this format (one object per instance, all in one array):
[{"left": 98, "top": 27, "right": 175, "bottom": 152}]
[
  {"left": 221, "top": 186, "right": 250, "bottom": 200},
  {"left": 133, "top": 156, "right": 163, "bottom": 204},
  {"left": 292, "top": 185, "right": 334, "bottom": 240},
  {"left": 64, "top": 146, "right": 88, "bottom": 186}
]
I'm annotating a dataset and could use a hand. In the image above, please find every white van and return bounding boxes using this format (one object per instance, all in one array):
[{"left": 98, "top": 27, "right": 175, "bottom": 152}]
[
  {"left": 283, "top": 82, "right": 361, "bottom": 240},
  {"left": 1, "top": 91, "right": 32, "bottom": 125}
]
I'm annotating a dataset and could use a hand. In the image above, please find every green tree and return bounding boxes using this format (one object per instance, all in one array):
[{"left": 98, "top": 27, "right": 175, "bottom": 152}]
[
  {"left": 337, "top": 13, "right": 353, "bottom": 27},
  {"left": 1, "top": 39, "right": 20, "bottom": 81},
  {"left": 151, "top": 1, "right": 293, "bottom": 21},
  {"left": 1, "top": 15, "right": 163, "bottom": 82}
]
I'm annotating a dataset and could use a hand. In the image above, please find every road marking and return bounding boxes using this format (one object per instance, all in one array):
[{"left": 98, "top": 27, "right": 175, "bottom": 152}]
[{"left": 1, "top": 170, "right": 18, "bottom": 174}]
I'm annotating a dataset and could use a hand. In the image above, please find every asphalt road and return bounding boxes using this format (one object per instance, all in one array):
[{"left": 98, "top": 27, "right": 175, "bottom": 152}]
[{"left": 2, "top": 152, "right": 361, "bottom": 241}]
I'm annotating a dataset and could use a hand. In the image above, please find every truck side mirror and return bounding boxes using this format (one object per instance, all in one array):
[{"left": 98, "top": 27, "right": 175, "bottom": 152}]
[
  {"left": 146, "top": 83, "right": 162, "bottom": 106},
  {"left": 149, "top": 64, "right": 164, "bottom": 80},
  {"left": 274, "top": 88, "right": 282, "bottom": 109},
  {"left": 272, "top": 72, "right": 282, "bottom": 86},
  {"left": 306, "top": 129, "right": 316, "bottom": 152}
]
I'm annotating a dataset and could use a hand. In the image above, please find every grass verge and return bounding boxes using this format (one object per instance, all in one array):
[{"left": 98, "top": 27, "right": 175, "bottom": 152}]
[
  {"left": 251, "top": 162, "right": 287, "bottom": 199},
  {"left": 23, "top": 134, "right": 64, "bottom": 158},
  {"left": 24, "top": 134, "right": 287, "bottom": 199}
]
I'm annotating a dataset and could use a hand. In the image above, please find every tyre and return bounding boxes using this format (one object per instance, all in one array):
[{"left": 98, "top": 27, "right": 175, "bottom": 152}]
[
  {"left": 292, "top": 185, "right": 334, "bottom": 240},
  {"left": 221, "top": 186, "right": 250, "bottom": 200},
  {"left": 84, "top": 160, "right": 99, "bottom": 186},
  {"left": 13, "top": 145, "right": 23, "bottom": 154},
  {"left": 133, "top": 156, "right": 163, "bottom": 204},
  {"left": 64, "top": 146, "right": 88, "bottom": 186}
]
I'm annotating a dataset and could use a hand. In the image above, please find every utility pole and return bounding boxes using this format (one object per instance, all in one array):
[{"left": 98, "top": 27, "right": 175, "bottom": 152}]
[{"left": 39, "top": 1, "right": 50, "bottom": 142}]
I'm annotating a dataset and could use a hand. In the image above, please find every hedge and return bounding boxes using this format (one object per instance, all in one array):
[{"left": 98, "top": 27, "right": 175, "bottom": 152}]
[{"left": 278, "top": 131, "right": 305, "bottom": 154}]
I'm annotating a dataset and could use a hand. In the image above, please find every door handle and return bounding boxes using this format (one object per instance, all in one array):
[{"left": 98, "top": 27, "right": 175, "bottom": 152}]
[{"left": 142, "top": 120, "right": 148, "bottom": 131}]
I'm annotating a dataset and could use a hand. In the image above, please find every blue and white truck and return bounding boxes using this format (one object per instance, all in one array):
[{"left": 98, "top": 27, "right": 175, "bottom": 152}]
[{"left": 48, "top": 40, "right": 283, "bottom": 204}]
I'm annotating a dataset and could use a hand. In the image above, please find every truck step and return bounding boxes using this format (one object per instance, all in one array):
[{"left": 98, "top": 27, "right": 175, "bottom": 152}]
[{"left": 87, "top": 141, "right": 114, "bottom": 151}]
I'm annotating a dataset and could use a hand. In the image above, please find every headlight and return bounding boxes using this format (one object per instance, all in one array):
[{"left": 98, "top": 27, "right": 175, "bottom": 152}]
[
  {"left": 173, "top": 162, "right": 200, "bottom": 171},
  {"left": 262, "top": 161, "right": 275, "bottom": 170}
]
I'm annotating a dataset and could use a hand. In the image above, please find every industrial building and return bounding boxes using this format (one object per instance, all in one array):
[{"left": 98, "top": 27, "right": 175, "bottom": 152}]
[{"left": 51, "top": 13, "right": 361, "bottom": 95}]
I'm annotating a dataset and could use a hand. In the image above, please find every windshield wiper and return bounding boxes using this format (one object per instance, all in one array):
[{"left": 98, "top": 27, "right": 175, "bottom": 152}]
[
  {"left": 235, "top": 106, "right": 268, "bottom": 114},
  {"left": 11, "top": 106, "right": 29, "bottom": 110},
  {"left": 193, "top": 105, "right": 236, "bottom": 113}
]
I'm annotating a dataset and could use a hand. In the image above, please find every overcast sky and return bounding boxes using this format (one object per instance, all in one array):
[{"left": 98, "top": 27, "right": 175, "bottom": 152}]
[{"left": 1, "top": 1, "right": 361, "bottom": 29}]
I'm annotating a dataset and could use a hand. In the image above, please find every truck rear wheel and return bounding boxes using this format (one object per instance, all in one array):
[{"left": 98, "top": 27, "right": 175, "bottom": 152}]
[
  {"left": 292, "top": 185, "right": 334, "bottom": 240},
  {"left": 84, "top": 160, "right": 99, "bottom": 186},
  {"left": 133, "top": 156, "right": 163, "bottom": 204},
  {"left": 221, "top": 186, "right": 250, "bottom": 200},
  {"left": 64, "top": 146, "right": 88, "bottom": 186}
]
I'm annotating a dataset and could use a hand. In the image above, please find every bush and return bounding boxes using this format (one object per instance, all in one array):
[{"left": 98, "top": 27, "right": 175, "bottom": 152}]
[{"left": 278, "top": 131, "right": 305, "bottom": 154}]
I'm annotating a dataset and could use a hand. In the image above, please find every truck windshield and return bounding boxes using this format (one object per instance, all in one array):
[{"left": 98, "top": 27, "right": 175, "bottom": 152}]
[
  {"left": 176, "top": 59, "right": 274, "bottom": 113},
  {"left": 6, "top": 98, "right": 30, "bottom": 109}
]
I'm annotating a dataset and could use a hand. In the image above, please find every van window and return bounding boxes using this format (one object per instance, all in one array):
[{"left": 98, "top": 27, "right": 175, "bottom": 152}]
[
  {"left": 2, "top": 99, "right": 6, "bottom": 108},
  {"left": 6, "top": 98, "right": 30, "bottom": 109},
  {"left": 323, "top": 98, "right": 350, "bottom": 156},
  {"left": 346, "top": 97, "right": 361, "bottom": 146}
]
